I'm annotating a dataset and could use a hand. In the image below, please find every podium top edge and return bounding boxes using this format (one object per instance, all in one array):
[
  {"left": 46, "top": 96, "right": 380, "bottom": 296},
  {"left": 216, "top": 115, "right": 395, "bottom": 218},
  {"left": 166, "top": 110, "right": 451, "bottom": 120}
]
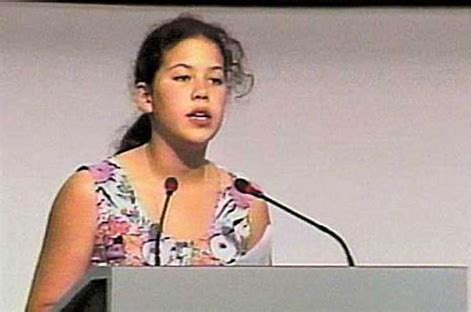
[{"left": 90, "top": 265, "right": 468, "bottom": 270}]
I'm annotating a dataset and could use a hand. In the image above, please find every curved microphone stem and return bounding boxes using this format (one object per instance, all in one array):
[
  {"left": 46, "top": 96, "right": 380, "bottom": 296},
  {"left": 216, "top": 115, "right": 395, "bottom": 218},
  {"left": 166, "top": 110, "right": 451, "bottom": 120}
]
[
  {"left": 155, "top": 194, "right": 172, "bottom": 266},
  {"left": 256, "top": 193, "right": 356, "bottom": 267},
  {"left": 155, "top": 177, "right": 178, "bottom": 266}
]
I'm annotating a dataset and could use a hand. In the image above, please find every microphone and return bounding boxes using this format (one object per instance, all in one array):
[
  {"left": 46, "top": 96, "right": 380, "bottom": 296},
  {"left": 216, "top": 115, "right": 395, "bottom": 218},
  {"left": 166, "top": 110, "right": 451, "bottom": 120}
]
[
  {"left": 165, "top": 177, "right": 178, "bottom": 195},
  {"left": 155, "top": 177, "right": 179, "bottom": 266},
  {"left": 234, "top": 178, "right": 356, "bottom": 267}
]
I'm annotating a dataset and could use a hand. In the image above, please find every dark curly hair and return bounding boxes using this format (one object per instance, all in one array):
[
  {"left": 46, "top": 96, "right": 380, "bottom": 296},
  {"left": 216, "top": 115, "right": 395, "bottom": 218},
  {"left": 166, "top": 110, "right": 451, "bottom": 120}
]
[{"left": 116, "top": 15, "right": 253, "bottom": 155}]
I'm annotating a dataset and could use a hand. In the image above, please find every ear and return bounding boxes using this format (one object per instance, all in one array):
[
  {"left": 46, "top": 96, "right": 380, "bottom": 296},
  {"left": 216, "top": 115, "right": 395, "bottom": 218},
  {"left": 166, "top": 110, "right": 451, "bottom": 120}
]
[{"left": 134, "top": 82, "right": 153, "bottom": 114}]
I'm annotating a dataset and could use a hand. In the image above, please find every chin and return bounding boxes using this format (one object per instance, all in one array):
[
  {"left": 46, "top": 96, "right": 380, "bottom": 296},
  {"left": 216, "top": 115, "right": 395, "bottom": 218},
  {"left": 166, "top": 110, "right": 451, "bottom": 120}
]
[
  {"left": 183, "top": 130, "right": 219, "bottom": 148},
  {"left": 185, "top": 137, "right": 213, "bottom": 149}
]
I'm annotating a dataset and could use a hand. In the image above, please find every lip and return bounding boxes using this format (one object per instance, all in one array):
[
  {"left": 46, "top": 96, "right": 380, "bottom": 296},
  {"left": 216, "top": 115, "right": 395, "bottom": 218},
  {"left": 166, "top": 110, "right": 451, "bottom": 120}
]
[{"left": 186, "top": 109, "right": 212, "bottom": 126}]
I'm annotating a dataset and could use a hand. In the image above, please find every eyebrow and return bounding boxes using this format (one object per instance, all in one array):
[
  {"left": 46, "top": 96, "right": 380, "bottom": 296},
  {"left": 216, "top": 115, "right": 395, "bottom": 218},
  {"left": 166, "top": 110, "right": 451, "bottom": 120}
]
[{"left": 167, "top": 63, "right": 224, "bottom": 72}]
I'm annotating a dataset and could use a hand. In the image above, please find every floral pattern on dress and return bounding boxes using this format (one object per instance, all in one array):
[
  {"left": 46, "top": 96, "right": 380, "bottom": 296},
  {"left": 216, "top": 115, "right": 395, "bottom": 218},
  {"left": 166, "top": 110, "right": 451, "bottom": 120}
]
[{"left": 80, "top": 158, "right": 254, "bottom": 266}]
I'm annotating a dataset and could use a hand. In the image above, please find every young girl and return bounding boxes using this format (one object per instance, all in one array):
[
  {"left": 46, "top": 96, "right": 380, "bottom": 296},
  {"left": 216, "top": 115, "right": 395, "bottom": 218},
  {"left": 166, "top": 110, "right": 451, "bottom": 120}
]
[{"left": 27, "top": 16, "right": 272, "bottom": 311}]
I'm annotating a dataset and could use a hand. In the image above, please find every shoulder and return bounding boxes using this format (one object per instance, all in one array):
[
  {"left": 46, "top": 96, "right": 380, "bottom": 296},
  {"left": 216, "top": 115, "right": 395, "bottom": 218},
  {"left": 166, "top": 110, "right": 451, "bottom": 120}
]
[
  {"left": 51, "top": 169, "right": 97, "bottom": 217},
  {"left": 212, "top": 163, "right": 271, "bottom": 226},
  {"left": 212, "top": 163, "right": 267, "bottom": 206},
  {"left": 60, "top": 169, "right": 96, "bottom": 198},
  {"left": 211, "top": 163, "right": 252, "bottom": 191},
  {"left": 51, "top": 157, "right": 122, "bottom": 219},
  {"left": 75, "top": 151, "right": 138, "bottom": 185}
]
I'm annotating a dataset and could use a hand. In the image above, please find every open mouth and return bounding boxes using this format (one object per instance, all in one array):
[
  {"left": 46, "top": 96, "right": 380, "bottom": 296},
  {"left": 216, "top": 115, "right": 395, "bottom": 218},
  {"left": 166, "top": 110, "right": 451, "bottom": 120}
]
[{"left": 187, "top": 111, "right": 211, "bottom": 121}]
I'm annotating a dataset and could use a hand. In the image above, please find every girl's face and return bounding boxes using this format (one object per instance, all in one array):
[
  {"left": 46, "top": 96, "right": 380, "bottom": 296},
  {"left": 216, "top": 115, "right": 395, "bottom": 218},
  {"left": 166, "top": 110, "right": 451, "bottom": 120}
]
[{"left": 145, "top": 36, "right": 228, "bottom": 149}]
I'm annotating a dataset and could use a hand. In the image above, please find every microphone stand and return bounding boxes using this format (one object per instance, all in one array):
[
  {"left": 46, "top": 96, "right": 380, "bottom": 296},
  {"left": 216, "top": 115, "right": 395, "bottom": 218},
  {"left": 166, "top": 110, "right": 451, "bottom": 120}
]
[
  {"left": 155, "top": 178, "right": 178, "bottom": 266},
  {"left": 234, "top": 178, "right": 355, "bottom": 267},
  {"left": 259, "top": 193, "right": 355, "bottom": 267}
]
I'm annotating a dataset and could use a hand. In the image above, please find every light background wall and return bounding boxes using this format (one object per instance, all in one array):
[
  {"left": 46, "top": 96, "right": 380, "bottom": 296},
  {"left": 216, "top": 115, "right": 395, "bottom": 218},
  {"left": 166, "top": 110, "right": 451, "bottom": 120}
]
[{"left": 1, "top": 3, "right": 470, "bottom": 310}]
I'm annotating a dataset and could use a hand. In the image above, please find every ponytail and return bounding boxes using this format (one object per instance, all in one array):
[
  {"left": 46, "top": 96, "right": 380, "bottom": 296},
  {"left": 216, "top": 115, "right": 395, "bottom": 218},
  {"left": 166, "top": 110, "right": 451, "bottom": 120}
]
[{"left": 115, "top": 114, "right": 151, "bottom": 155}]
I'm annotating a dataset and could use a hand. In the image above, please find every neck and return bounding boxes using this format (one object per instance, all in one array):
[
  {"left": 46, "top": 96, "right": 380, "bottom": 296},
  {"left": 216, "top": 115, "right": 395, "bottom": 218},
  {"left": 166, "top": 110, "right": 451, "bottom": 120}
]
[{"left": 145, "top": 135, "right": 209, "bottom": 182}]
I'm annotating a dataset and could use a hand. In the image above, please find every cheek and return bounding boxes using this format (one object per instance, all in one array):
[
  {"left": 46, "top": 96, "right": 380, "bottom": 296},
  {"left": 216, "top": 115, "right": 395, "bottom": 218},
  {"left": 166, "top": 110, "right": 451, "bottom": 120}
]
[
  {"left": 153, "top": 84, "right": 186, "bottom": 114},
  {"left": 212, "top": 100, "right": 227, "bottom": 126},
  {"left": 215, "top": 89, "right": 229, "bottom": 112}
]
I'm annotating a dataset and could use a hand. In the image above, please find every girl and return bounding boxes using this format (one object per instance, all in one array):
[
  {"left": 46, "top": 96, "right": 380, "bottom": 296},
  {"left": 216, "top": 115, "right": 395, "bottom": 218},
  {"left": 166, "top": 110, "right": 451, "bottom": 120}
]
[{"left": 27, "top": 15, "right": 271, "bottom": 311}]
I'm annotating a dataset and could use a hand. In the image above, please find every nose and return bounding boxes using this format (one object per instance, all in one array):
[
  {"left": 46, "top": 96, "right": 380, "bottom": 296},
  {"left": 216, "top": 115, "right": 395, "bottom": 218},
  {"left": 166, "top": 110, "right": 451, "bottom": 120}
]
[{"left": 191, "top": 79, "right": 209, "bottom": 101}]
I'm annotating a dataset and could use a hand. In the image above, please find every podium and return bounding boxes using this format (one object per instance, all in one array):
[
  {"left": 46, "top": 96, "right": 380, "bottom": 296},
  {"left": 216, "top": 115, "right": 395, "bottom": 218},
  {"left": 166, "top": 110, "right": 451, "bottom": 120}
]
[{"left": 56, "top": 266, "right": 467, "bottom": 312}]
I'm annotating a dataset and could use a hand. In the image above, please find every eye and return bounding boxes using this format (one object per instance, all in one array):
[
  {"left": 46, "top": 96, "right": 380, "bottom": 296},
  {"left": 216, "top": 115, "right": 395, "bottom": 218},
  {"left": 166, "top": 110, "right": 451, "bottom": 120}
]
[
  {"left": 173, "top": 75, "right": 191, "bottom": 82},
  {"left": 209, "top": 77, "right": 225, "bottom": 86}
]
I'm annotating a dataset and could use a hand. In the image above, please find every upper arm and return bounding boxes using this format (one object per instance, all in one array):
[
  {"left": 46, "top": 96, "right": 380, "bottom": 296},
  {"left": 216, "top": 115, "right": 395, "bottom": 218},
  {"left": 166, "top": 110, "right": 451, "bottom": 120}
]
[
  {"left": 27, "top": 170, "right": 98, "bottom": 311},
  {"left": 247, "top": 199, "right": 271, "bottom": 250}
]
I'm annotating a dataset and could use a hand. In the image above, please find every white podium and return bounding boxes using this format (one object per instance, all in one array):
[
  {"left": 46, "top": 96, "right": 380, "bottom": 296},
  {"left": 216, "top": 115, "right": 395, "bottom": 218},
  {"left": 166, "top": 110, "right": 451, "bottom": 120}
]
[{"left": 56, "top": 266, "right": 467, "bottom": 312}]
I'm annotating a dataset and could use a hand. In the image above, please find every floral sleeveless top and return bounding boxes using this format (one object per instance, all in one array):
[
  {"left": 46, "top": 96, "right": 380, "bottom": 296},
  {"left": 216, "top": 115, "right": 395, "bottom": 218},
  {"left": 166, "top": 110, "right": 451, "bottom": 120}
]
[{"left": 78, "top": 158, "right": 271, "bottom": 266}]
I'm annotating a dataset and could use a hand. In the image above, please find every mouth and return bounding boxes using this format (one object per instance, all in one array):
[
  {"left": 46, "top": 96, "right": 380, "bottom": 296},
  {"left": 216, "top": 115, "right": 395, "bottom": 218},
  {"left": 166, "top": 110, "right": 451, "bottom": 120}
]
[{"left": 186, "top": 110, "right": 212, "bottom": 122}]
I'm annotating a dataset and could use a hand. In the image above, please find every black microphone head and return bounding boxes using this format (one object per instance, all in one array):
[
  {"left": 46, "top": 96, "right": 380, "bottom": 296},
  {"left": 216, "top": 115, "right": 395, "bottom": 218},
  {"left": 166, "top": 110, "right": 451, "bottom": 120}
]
[
  {"left": 234, "top": 178, "right": 250, "bottom": 194},
  {"left": 234, "top": 178, "right": 263, "bottom": 197},
  {"left": 164, "top": 177, "right": 178, "bottom": 194}
]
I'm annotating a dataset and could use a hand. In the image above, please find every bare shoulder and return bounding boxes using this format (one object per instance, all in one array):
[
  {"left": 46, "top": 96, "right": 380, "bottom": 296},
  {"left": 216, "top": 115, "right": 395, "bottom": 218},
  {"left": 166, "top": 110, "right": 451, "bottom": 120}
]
[
  {"left": 62, "top": 169, "right": 95, "bottom": 193},
  {"left": 26, "top": 169, "right": 98, "bottom": 311},
  {"left": 52, "top": 169, "right": 96, "bottom": 216},
  {"left": 46, "top": 168, "right": 98, "bottom": 249}
]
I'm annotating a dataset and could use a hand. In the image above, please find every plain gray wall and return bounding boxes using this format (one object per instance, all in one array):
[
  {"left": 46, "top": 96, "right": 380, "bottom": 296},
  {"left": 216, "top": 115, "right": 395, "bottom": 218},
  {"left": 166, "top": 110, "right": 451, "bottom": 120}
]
[{"left": 1, "top": 3, "right": 470, "bottom": 311}]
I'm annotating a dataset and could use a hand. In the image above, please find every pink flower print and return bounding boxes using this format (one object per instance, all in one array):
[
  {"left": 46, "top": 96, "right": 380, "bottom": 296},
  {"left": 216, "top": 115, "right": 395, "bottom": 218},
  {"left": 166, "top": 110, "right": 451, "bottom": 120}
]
[
  {"left": 95, "top": 222, "right": 111, "bottom": 245},
  {"left": 140, "top": 227, "right": 153, "bottom": 242},
  {"left": 123, "top": 235, "right": 143, "bottom": 263},
  {"left": 146, "top": 237, "right": 194, "bottom": 266},
  {"left": 127, "top": 222, "right": 141, "bottom": 235},
  {"left": 141, "top": 239, "right": 156, "bottom": 265},
  {"left": 117, "top": 183, "right": 134, "bottom": 198},
  {"left": 109, "top": 216, "right": 130, "bottom": 237},
  {"left": 106, "top": 236, "right": 126, "bottom": 261},
  {"left": 228, "top": 185, "right": 253, "bottom": 209},
  {"left": 91, "top": 161, "right": 117, "bottom": 183},
  {"left": 233, "top": 217, "right": 250, "bottom": 240},
  {"left": 121, "top": 207, "right": 136, "bottom": 217},
  {"left": 160, "top": 241, "right": 193, "bottom": 266},
  {"left": 126, "top": 256, "right": 144, "bottom": 266},
  {"left": 209, "top": 233, "right": 238, "bottom": 265},
  {"left": 91, "top": 244, "right": 107, "bottom": 264}
]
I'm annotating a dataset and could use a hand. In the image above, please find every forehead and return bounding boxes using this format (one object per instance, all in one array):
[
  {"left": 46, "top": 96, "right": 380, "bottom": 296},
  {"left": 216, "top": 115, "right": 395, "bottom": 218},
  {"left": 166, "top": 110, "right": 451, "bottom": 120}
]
[{"left": 162, "top": 36, "right": 224, "bottom": 67}]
